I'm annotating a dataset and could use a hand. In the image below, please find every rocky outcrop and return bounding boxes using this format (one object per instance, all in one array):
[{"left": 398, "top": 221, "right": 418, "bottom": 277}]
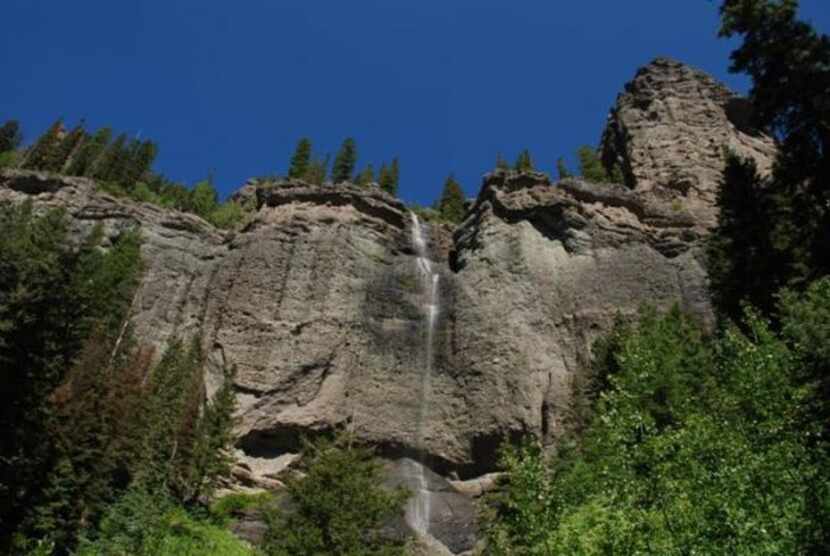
[
  {"left": 601, "top": 57, "right": 776, "bottom": 229},
  {"left": 0, "top": 56, "right": 780, "bottom": 553}
]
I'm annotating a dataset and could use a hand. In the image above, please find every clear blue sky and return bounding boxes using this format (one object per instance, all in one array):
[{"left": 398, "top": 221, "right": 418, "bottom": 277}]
[{"left": 2, "top": 1, "right": 828, "bottom": 205}]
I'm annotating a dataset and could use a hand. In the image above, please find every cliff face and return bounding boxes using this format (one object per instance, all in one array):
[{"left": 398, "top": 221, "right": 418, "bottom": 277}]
[{"left": 0, "top": 59, "right": 775, "bottom": 489}]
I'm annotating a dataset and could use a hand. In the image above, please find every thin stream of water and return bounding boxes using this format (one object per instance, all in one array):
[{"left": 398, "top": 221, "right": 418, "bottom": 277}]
[{"left": 406, "top": 213, "right": 439, "bottom": 535}]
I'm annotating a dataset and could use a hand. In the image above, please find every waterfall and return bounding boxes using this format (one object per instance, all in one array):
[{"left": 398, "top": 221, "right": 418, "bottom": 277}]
[{"left": 406, "top": 212, "right": 440, "bottom": 535}]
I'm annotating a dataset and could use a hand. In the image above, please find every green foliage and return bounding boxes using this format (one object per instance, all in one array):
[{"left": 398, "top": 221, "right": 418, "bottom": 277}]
[
  {"left": 304, "top": 154, "right": 330, "bottom": 185},
  {"left": 355, "top": 163, "right": 375, "bottom": 186},
  {"left": 496, "top": 152, "right": 509, "bottom": 170},
  {"left": 514, "top": 149, "right": 533, "bottom": 172},
  {"left": 75, "top": 487, "right": 254, "bottom": 556},
  {"left": 576, "top": 145, "right": 611, "bottom": 183},
  {"left": 262, "top": 434, "right": 408, "bottom": 556},
  {"left": 22, "top": 119, "right": 63, "bottom": 171},
  {"left": 331, "top": 137, "right": 358, "bottom": 183},
  {"left": 49, "top": 123, "right": 85, "bottom": 173},
  {"left": 190, "top": 179, "right": 219, "bottom": 218},
  {"left": 210, "top": 491, "right": 275, "bottom": 524},
  {"left": 379, "top": 158, "right": 400, "bottom": 196},
  {"left": 487, "top": 304, "right": 827, "bottom": 555},
  {"left": 207, "top": 201, "right": 247, "bottom": 230},
  {"left": 0, "top": 119, "right": 23, "bottom": 153},
  {"left": 709, "top": 0, "right": 830, "bottom": 319},
  {"left": 707, "top": 153, "right": 782, "bottom": 319},
  {"left": 94, "top": 133, "right": 128, "bottom": 182},
  {"left": 0, "top": 204, "right": 144, "bottom": 552},
  {"left": 288, "top": 138, "right": 312, "bottom": 179},
  {"left": 437, "top": 174, "right": 466, "bottom": 224},
  {"left": 0, "top": 149, "right": 21, "bottom": 169},
  {"left": 67, "top": 127, "right": 111, "bottom": 177}
]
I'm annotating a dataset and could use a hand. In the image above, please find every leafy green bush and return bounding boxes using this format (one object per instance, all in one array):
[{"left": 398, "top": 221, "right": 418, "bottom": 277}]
[
  {"left": 207, "top": 201, "right": 247, "bottom": 230},
  {"left": 486, "top": 304, "right": 826, "bottom": 555},
  {"left": 75, "top": 487, "right": 254, "bottom": 556},
  {"left": 262, "top": 434, "right": 408, "bottom": 556},
  {"left": 211, "top": 492, "right": 276, "bottom": 524}
]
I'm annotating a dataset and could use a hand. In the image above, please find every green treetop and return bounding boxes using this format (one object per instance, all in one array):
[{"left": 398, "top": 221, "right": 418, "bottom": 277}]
[
  {"left": 514, "top": 149, "right": 534, "bottom": 172},
  {"left": 22, "top": 119, "right": 63, "bottom": 171},
  {"left": 355, "top": 163, "right": 375, "bottom": 186},
  {"left": 0, "top": 120, "right": 22, "bottom": 153},
  {"left": 379, "top": 161, "right": 399, "bottom": 196},
  {"left": 576, "top": 145, "right": 608, "bottom": 182},
  {"left": 331, "top": 137, "right": 357, "bottom": 184},
  {"left": 438, "top": 174, "right": 466, "bottom": 223},
  {"left": 288, "top": 138, "right": 312, "bottom": 179}
]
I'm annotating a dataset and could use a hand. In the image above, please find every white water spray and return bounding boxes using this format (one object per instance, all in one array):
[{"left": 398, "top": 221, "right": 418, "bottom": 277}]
[{"left": 406, "top": 213, "right": 440, "bottom": 535}]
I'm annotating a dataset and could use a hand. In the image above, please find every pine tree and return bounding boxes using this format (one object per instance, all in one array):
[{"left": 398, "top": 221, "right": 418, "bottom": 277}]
[
  {"left": 379, "top": 160, "right": 398, "bottom": 196},
  {"left": 180, "top": 365, "right": 237, "bottom": 502},
  {"left": 68, "top": 127, "right": 112, "bottom": 177},
  {"left": 496, "top": 152, "right": 509, "bottom": 170},
  {"left": 577, "top": 145, "right": 609, "bottom": 182},
  {"left": 0, "top": 120, "right": 22, "bottom": 153},
  {"left": 190, "top": 179, "right": 218, "bottom": 218},
  {"left": 438, "top": 174, "right": 466, "bottom": 223},
  {"left": 288, "top": 138, "right": 312, "bottom": 179},
  {"left": 514, "top": 149, "right": 534, "bottom": 172},
  {"left": 94, "top": 133, "right": 128, "bottom": 182},
  {"left": 355, "top": 164, "right": 375, "bottom": 186},
  {"left": 556, "top": 157, "right": 571, "bottom": 180},
  {"left": 22, "top": 119, "right": 63, "bottom": 170},
  {"left": 48, "top": 122, "right": 85, "bottom": 173},
  {"left": 714, "top": 0, "right": 830, "bottom": 312},
  {"left": 131, "top": 140, "right": 158, "bottom": 184},
  {"left": 331, "top": 137, "right": 357, "bottom": 184}
]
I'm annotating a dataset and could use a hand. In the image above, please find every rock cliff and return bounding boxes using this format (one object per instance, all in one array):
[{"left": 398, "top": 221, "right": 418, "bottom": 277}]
[
  {"left": 601, "top": 57, "right": 776, "bottom": 229},
  {"left": 0, "top": 57, "right": 777, "bottom": 553}
]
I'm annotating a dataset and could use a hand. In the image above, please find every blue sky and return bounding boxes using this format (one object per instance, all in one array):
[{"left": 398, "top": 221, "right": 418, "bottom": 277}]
[{"left": 2, "top": 1, "right": 828, "bottom": 205}]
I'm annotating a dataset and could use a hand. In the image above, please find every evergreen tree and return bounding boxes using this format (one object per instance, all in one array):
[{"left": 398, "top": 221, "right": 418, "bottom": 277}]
[
  {"left": 94, "top": 133, "right": 128, "bottom": 182},
  {"left": 132, "top": 140, "right": 158, "bottom": 184},
  {"left": 577, "top": 145, "right": 609, "bottom": 182},
  {"left": 496, "top": 152, "right": 510, "bottom": 170},
  {"left": 355, "top": 164, "right": 375, "bottom": 186},
  {"left": 22, "top": 119, "right": 63, "bottom": 171},
  {"left": 288, "top": 138, "right": 312, "bottom": 179},
  {"left": 331, "top": 138, "right": 357, "bottom": 184},
  {"left": 48, "top": 122, "right": 85, "bottom": 173},
  {"left": 556, "top": 157, "right": 571, "bottom": 180},
  {"left": 377, "top": 163, "right": 389, "bottom": 192},
  {"left": 707, "top": 154, "right": 783, "bottom": 320},
  {"left": 190, "top": 179, "right": 219, "bottom": 219},
  {"left": 711, "top": 0, "right": 830, "bottom": 312},
  {"left": 68, "top": 127, "right": 112, "bottom": 177},
  {"left": 0, "top": 120, "right": 22, "bottom": 153},
  {"left": 514, "top": 149, "right": 534, "bottom": 172},
  {"left": 262, "top": 434, "right": 408, "bottom": 556},
  {"left": 378, "top": 160, "right": 398, "bottom": 196},
  {"left": 304, "top": 154, "right": 330, "bottom": 185},
  {"left": 438, "top": 174, "right": 466, "bottom": 224}
]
